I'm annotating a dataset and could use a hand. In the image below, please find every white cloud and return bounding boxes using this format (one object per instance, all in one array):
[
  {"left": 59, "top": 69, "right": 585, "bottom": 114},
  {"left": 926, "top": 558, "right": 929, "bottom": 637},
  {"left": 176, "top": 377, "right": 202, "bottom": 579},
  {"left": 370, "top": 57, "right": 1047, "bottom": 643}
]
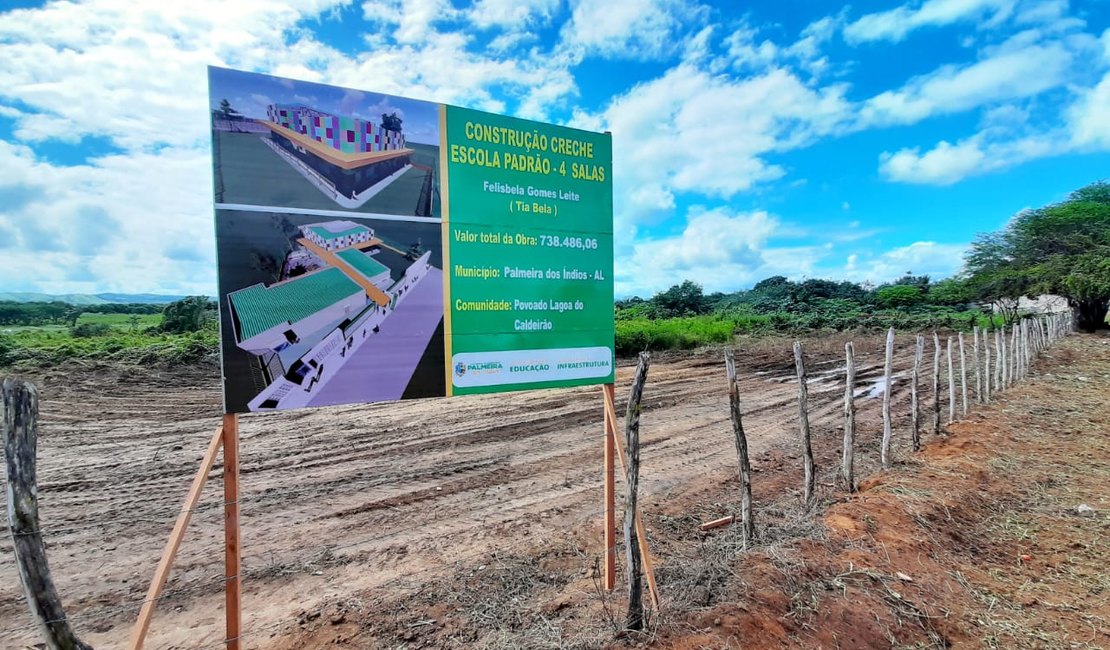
[
  {"left": 845, "top": 0, "right": 1016, "bottom": 43},
  {"left": 878, "top": 133, "right": 1060, "bottom": 184},
  {"left": 860, "top": 39, "right": 1072, "bottom": 126},
  {"left": 1068, "top": 73, "right": 1110, "bottom": 148},
  {"left": 593, "top": 63, "right": 852, "bottom": 230},
  {"left": 841, "top": 241, "right": 969, "bottom": 284},
  {"left": 0, "top": 141, "right": 215, "bottom": 294},
  {"left": 361, "top": 0, "right": 458, "bottom": 44},
  {"left": 1067, "top": 29, "right": 1110, "bottom": 148},
  {"left": 615, "top": 206, "right": 792, "bottom": 296},
  {"left": 468, "top": 0, "right": 560, "bottom": 29},
  {"left": 560, "top": 0, "right": 701, "bottom": 61}
]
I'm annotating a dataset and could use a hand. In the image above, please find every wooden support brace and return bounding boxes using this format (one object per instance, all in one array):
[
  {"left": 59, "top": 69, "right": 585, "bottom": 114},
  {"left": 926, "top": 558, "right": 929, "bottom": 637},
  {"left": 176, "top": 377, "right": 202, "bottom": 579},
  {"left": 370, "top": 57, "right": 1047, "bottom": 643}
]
[
  {"left": 699, "top": 515, "right": 734, "bottom": 531},
  {"left": 601, "top": 389, "right": 661, "bottom": 611},
  {"left": 129, "top": 423, "right": 225, "bottom": 650},
  {"left": 601, "top": 384, "right": 616, "bottom": 592}
]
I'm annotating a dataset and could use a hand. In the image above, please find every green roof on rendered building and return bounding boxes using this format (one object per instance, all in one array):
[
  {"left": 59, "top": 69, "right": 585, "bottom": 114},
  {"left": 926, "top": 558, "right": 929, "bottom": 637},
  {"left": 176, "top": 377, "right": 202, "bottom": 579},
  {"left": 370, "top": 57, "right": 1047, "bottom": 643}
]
[
  {"left": 229, "top": 267, "right": 362, "bottom": 341},
  {"left": 335, "top": 248, "right": 390, "bottom": 281},
  {"left": 309, "top": 224, "right": 371, "bottom": 241}
]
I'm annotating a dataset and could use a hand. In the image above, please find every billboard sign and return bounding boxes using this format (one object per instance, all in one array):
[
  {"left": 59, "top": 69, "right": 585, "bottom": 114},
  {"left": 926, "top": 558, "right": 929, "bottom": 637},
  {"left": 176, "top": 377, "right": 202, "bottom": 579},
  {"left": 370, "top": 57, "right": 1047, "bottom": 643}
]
[{"left": 208, "top": 67, "right": 614, "bottom": 412}]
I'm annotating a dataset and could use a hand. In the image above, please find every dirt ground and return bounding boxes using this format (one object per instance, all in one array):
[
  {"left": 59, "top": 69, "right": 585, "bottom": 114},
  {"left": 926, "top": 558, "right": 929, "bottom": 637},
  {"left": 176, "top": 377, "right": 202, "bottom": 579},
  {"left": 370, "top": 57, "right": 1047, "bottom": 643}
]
[{"left": 1, "top": 332, "right": 1107, "bottom": 649}]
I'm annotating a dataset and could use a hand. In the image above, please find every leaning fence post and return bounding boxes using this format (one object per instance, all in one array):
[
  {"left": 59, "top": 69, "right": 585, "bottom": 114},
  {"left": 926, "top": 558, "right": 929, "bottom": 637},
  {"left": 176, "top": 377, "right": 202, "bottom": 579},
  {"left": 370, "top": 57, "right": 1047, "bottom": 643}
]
[
  {"left": 880, "top": 327, "right": 895, "bottom": 469},
  {"left": 931, "top": 332, "right": 941, "bottom": 434},
  {"left": 793, "top": 341, "right": 815, "bottom": 510},
  {"left": 842, "top": 342, "right": 856, "bottom": 490},
  {"left": 4, "top": 378, "right": 94, "bottom": 650},
  {"left": 911, "top": 335, "right": 923, "bottom": 451},
  {"left": 623, "top": 352, "right": 650, "bottom": 631},
  {"left": 724, "top": 350, "right": 755, "bottom": 545}
]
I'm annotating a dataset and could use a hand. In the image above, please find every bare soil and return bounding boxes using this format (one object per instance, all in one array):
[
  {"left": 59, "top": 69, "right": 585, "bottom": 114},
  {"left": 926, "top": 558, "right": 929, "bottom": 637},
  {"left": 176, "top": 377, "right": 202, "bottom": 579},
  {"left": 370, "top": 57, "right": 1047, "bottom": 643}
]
[{"left": 1, "top": 332, "right": 1107, "bottom": 649}]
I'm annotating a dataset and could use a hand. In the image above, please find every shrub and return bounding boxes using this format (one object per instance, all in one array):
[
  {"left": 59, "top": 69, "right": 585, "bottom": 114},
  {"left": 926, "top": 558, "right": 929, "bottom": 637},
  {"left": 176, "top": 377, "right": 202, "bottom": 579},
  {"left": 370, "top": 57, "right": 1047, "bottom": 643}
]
[{"left": 71, "top": 323, "right": 111, "bottom": 338}]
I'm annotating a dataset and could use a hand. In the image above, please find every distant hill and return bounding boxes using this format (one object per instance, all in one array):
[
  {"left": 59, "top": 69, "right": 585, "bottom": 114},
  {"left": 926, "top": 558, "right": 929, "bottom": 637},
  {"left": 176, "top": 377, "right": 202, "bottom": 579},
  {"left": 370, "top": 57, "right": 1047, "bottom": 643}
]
[
  {"left": 0, "top": 292, "right": 194, "bottom": 305},
  {"left": 94, "top": 293, "right": 192, "bottom": 304}
]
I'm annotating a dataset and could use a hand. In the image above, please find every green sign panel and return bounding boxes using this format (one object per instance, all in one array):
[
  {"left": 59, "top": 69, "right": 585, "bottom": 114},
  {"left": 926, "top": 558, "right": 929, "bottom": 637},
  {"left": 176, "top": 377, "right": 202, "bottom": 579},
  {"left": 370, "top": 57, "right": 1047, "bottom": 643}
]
[
  {"left": 443, "top": 106, "right": 615, "bottom": 395},
  {"left": 209, "top": 67, "right": 613, "bottom": 411}
]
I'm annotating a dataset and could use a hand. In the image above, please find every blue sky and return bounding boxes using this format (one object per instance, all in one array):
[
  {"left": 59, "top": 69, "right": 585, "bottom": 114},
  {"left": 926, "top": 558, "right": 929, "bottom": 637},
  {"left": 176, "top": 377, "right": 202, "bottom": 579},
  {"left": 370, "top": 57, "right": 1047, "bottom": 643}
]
[{"left": 0, "top": 0, "right": 1107, "bottom": 298}]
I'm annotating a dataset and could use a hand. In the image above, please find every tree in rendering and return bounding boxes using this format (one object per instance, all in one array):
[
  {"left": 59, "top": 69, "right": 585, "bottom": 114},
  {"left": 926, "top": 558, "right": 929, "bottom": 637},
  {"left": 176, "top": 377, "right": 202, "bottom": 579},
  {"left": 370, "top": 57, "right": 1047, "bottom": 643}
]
[{"left": 381, "top": 112, "right": 403, "bottom": 133}]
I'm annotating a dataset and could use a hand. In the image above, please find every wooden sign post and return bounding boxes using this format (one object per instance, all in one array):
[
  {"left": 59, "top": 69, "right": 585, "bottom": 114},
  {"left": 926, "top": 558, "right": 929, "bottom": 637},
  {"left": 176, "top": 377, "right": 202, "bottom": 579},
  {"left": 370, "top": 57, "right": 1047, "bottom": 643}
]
[
  {"left": 222, "top": 414, "right": 241, "bottom": 650},
  {"left": 600, "top": 384, "right": 660, "bottom": 610},
  {"left": 129, "top": 413, "right": 240, "bottom": 650}
]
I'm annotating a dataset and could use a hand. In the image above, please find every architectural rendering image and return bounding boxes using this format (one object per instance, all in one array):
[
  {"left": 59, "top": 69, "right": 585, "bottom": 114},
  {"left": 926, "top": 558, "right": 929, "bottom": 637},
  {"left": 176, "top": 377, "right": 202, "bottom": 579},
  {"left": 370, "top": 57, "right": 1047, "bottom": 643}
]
[
  {"left": 218, "top": 213, "right": 444, "bottom": 412},
  {"left": 209, "top": 67, "right": 440, "bottom": 216}
]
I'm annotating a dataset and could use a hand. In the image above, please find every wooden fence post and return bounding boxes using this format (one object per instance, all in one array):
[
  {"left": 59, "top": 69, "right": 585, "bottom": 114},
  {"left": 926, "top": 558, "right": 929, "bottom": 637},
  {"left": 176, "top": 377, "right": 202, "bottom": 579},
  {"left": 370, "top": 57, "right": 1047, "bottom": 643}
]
[
  {"left": 947, "top": 337, "right": 955, "bottom": 424},
  {"left": 843, "top": 342, "right": 856, "bottom": 490},
  {"left": 792, "top": 342, "right": 815, "bottom": 509},
  {"left": 880, "top": 328, "right": 895, "bottom": 469},
  {"left": 3, "top": 377, "right": 93, "bottom": 650},
  {"left": 972, "top": 326, "right": 982, "bottom": 404},
  {"left": 997, "top": 327, "right": 1006, "bottom": 390},
  {"left": 911, "top": 335, "right": 923, "bottom": 452},
  {"left": 931, "top": 332, "right": 941, "bottom": 435},
  {"left": 623, "top": 352, "right": 650, "bottom": 631},
  {"left": 958, "top": 332, "right": 968, "bottom": 416},
  {"left": 983, "top": 328, "right": 991, "bottom": 404},
  {"left": 724, "top": 351, "right": 755, "bottom": 544}
]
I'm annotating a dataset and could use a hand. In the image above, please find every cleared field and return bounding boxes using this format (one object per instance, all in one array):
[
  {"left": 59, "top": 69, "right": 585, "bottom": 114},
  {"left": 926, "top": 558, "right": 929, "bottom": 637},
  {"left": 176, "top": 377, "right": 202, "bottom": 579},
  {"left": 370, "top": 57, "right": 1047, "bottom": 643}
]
[{"left": 2, "top": 332, "right": 1098, "bottom": 648}]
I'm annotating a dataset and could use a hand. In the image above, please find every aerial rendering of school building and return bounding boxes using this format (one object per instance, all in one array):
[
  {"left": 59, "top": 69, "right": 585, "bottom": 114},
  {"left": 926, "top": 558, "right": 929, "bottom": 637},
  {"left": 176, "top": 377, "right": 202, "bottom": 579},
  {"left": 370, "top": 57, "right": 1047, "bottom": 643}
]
[
  {"left": 226, "top": 219, "right": 435, "bottom": 411},
  {"left": 261, "top": 104, "right": 414, "bottom": 202}
]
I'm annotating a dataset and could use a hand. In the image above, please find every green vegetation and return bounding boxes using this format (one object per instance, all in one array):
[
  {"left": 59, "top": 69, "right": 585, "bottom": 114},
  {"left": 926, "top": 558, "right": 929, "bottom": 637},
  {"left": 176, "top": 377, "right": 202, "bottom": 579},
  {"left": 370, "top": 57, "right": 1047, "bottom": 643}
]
[
  {"left": 965, "top": 181, "right": 1110, "bottom": 332},
  {"left": 615, "top": 277, "right": 1000, "bottom": 354},
  {"left": 616, "top": 181, "right": 1109, "bottom": 352},
  {"left": 0, "top": 296, "right": 219, "bottom": 369}
]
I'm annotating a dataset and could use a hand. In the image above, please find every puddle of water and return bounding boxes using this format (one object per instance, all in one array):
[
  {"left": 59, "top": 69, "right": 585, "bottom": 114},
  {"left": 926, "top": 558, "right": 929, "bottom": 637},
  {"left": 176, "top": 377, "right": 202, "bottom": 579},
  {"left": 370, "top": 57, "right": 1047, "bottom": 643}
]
[{"left": 866, "top": 377, "right": 894, "bottom": 398}]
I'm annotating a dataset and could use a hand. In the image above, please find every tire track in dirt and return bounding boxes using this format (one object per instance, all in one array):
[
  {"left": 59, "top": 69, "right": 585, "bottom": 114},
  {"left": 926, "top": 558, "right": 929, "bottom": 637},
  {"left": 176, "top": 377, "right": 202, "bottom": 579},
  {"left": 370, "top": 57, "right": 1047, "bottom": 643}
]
[{"left": 0, "top": 336, "right": 947, "bottom": 648}]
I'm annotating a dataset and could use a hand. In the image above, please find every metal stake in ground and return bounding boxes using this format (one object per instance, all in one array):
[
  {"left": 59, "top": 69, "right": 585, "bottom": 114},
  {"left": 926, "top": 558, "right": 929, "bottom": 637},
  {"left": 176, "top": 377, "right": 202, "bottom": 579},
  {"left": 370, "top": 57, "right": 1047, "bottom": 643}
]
[
  {"left": 724, "top": 350, "right": 755, "bottom": 544},
  {"left": 3, "top": 377, "right": 94, "bottom": 650},
  {"left": 842, "top": 342, "right": 857, "bottom": 491},
  {"left": 622, "top": 352, "right": 650, "bottom": 631},
  {"left": 793, "top": 341, "right": 816, "bottom": 509},
  {"left": 911, "top": 335, "right": 924, "bottom": 451},
  {"left": 880, "top": 327, "right": 895, "bottom": 469}
]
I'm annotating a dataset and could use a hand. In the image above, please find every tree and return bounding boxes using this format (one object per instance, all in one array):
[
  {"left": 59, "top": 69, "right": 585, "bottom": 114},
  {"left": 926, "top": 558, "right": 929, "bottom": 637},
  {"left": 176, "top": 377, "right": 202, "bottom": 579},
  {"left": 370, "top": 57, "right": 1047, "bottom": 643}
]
[
  {"left": 161, "top": 296, "right": 213, "bottom": 334},
  {"left": 927, "top": 278, "right": 971, "bottom": 306},
  {"left": 651, "top": 280, "right": 709, "bottom": 316},
  {"left": 874, "top": 284, "right": 923, "bottom": 308},
  {"left": 381, "top": 112, "right": 403, "bottom": 133},
  {"left": 964, "top": 181, "right": 1110, "bottom": 331}
]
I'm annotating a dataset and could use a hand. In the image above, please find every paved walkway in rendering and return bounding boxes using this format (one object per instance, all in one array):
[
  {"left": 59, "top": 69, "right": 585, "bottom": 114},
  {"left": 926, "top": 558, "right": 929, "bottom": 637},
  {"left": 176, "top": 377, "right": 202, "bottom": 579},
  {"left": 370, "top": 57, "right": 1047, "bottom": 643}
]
[{"left": 307, "top": 267, "right": 443, "bottom": 407}]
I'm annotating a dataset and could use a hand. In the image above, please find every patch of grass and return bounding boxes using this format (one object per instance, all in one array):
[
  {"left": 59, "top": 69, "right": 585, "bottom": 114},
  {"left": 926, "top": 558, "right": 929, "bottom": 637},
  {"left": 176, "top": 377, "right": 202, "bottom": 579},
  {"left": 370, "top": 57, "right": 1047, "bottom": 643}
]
[{"left": 76, "top": 312, "right": 162, "bottom": 331}]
